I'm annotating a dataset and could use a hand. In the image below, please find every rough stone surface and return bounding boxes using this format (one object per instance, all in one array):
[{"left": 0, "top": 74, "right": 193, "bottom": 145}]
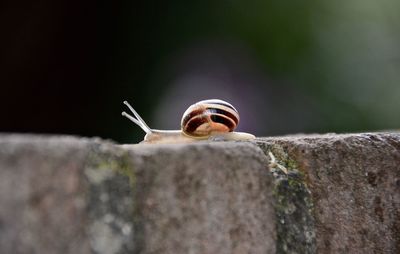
[
  {"left": 126, "top": 142, "right": 275, "bottom": 254},
  {"left": 1, "top": 132, "right": 399, "bottom": 254},
  {"left": 257, "top": 132, "right": 400, "bottom": 254},
  {"left": 0, "top": 134, "right": 275, "bottom": 254},
  {"left": 0, "top": 135, "right": 91, "bottom": 254}
]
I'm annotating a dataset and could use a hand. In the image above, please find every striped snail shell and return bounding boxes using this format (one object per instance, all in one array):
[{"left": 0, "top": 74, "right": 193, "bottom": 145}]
[{"left": 181, "top": 99, "right": 240, "bottom": 138}]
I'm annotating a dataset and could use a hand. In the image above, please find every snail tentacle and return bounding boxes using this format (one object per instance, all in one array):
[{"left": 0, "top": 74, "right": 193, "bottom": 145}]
[{"left": 122, "top": 101, "right": 152, "bottom": 134}]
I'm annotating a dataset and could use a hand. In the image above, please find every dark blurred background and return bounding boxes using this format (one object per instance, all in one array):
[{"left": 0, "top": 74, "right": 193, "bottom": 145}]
[{"left": 1, "top": 1, "right": 399, "bottom": 143}]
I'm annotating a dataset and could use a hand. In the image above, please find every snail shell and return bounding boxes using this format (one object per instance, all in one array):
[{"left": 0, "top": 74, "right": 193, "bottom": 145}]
[{"left": 181, "top": 99, "right": 239, "bottom": 138}]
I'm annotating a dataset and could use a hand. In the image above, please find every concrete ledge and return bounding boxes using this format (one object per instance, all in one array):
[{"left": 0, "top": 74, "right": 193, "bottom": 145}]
[{"left": 0, "top": 133, "right": 399, "bottom": 253}]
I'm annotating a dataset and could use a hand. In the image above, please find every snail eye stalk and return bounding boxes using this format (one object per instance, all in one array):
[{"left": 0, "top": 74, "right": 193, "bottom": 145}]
[{"left": 122, "top": 101, "right": 152, "bottom": 134}]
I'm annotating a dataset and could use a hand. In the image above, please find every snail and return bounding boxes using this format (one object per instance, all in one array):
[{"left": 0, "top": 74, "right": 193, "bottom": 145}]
[{"left": 122, "top": 99, "right": 255, "bottom": 144}]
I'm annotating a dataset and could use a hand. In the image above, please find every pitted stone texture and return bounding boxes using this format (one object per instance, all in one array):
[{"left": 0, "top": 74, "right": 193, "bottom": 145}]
[
  {"left": 258, "top": 132, "right": 400, "bottom": 254},
  {"left": 0, "top": 135, "right": 135, "bottom": 254},
  {"left": 2, "top": 132, "right": 398, "bottom": 254},
  {"left": 125, "top": 142, "right": 276, "bottom": 254},
  {"left": 0, "top": 135, "right": 92, "bottom": 254},
  {"left": 0, "top": 135, "right": 276, "bottom": 254}
]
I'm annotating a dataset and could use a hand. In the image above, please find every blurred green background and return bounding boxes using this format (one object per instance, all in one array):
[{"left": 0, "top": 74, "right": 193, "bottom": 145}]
[{"left": 1, "top": 1, "right": 399, "bottom": 143}]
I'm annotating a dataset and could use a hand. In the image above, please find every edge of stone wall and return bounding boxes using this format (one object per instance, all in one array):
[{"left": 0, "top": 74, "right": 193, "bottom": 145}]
[{"left": 0, "top": 132, "right": 399, "bottom": 253}]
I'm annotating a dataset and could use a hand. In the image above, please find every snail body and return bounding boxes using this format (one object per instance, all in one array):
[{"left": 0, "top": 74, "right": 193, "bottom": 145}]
[{"left": 122, "top": 99, "right": 255, "bottom": 144}]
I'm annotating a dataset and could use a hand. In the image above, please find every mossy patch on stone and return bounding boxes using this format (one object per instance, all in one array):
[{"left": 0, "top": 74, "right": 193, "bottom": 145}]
[
  {"left": 257, "top": 141, "right": 316, "bottom": 254},
  {"left": 86, "top": 143, "right": 136, "bottom": 188},
  {"left": 85, "top": 142, "right": 136, "bottom": 254}
]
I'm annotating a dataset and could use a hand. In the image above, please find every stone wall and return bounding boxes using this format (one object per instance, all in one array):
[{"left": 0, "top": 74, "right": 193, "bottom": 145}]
[{"left": 0, "top": 133, "right": 399, "bottom": 253}]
